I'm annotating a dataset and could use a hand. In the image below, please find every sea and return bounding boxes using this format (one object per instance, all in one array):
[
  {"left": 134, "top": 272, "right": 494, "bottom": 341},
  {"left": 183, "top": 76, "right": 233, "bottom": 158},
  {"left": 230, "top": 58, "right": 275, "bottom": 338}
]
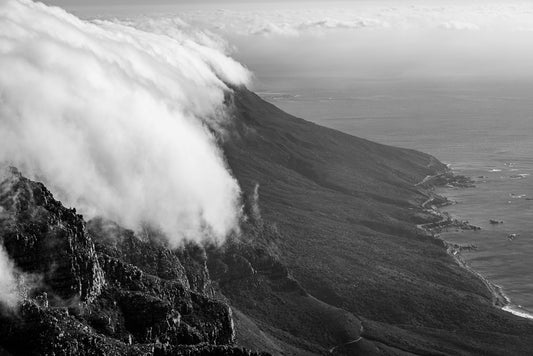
[{"left": 256, "top": 76, "right": 533, "bottom": 317}]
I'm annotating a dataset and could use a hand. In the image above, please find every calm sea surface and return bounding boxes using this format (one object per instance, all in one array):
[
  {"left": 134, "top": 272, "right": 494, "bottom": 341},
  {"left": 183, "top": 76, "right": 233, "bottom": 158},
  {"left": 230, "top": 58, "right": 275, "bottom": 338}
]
[{"left": 257, "top": 77, "right": 533, "bottom": 315}]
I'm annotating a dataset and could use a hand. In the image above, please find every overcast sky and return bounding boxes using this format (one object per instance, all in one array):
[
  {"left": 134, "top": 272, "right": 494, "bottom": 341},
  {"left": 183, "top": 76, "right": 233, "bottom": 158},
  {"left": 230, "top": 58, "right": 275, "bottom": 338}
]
[
  {"left": 42, "top": 0, "right": 307, "bottom": 5},
  {"left": 38, "top": 0, "right": 533, "bottom": 83}
]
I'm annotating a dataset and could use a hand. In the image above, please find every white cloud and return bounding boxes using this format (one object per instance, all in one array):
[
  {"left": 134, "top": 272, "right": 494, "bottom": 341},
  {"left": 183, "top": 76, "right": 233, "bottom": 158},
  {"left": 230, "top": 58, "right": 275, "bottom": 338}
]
[
  {"left": 250, "top": 22, "right": 299, "bottom": 37},
  {"left": 154, "top": 1, "right": 533, "bottom": 81},
  {"left": 0, "top": 0, "right": 251, "bottom": 246},
  {"left": 145, "top": 2, "right": 533, "bottom": 38},
  {"left": 0, "top": 245, "right": 19, "bottom": 308},
  {"left": 439, "top": 21, "right": 480, "bottom": 31}
]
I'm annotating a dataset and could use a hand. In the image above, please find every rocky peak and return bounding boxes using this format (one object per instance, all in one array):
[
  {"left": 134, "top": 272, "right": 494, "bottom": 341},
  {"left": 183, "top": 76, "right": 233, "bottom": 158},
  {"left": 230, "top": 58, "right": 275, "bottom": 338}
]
[
  {"left": 0, "top": 167, "right": 104, "bottom": 305},
  {"left": 0, "top": 169, "right": 262, "bottom": 355}
]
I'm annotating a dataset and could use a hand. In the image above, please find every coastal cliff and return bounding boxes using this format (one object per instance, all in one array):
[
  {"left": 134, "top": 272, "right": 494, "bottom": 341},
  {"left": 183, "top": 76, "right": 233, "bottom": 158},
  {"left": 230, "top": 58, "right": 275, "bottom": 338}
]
[{"left": 1, "top": 88, "right": 533, "bottom": 355}]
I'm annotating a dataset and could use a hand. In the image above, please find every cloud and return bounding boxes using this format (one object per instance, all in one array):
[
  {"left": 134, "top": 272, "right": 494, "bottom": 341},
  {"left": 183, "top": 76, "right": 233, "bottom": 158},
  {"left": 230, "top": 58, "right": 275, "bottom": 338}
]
[
  {"left": 169, "top": 9, "right": 390, "bottom": 37},
  {"left": 112, "top": 15, "right": 233, "bottom": 56},
  {"left": 158, "top": 1, "right": 533, "bottom": 81},
  {"left": 250, "top": 22, "right": 299, "bottom": 37},
  {"left": 0, "top": 245, "right": 20, "bottom": 308},
  {"left": 150, "top": 2, "right": 533, "bottom": 38},
  {"left": 439, "top": 21, "right": 480, "bottom": 31},
  {"left": 296, "top": 17, "right": 389, "bottom": 32},
  {"left": 245, "top": 17, "right": 388, "bottom": 37},
  {"left": 0, "top": 0, "right": 251, "bottom": 246}
]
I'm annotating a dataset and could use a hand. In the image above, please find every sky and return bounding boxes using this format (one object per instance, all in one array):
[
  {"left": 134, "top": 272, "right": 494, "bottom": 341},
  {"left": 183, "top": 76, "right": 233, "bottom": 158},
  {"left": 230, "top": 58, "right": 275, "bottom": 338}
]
[
  {"left": 44, "top": 0, "right": 348, "bottom": 3},
  {"left": 31, "top": 0, "right": 533, "bottom": 102},
  {"left": 32, "top": 0, "right": 533, "bottom": 117},
  {"left": 42, "top": 0, "right": 315, "bottom": 6},
  {"left": 51, "top": 0, "right": 533, "bottom": 83}
]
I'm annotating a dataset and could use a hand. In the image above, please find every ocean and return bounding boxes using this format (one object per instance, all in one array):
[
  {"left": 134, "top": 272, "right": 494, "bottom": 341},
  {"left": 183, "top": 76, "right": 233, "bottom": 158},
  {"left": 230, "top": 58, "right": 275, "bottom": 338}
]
[{"left": 256, "top": 76, "right": 533, "bottom": 316}]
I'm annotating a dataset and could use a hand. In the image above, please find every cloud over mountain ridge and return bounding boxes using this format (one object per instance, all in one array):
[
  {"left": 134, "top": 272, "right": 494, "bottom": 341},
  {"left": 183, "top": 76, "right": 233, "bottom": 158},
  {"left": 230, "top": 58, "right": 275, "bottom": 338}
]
[{"left": 0, "top": 0, "right": 250, "bottom": 248}]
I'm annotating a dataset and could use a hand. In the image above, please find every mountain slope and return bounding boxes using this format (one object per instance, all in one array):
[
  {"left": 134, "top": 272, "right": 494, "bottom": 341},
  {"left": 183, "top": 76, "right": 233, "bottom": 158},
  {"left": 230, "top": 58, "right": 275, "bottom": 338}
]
[
  {"left": 217, "top": 87, "right": 533, "bottom": 355},
  {"left": 1, "top": 87, "right": 533, "bottom": 356}
]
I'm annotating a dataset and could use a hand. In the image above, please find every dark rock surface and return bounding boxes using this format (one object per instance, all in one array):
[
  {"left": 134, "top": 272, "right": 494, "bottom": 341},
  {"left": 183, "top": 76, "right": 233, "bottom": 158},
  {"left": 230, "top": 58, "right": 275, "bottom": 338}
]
[
  {"left": 419, "top": 172, "right": 476, "bottom": 189},
  {"left": 0, "top": 168, "right": 263, "bottom": 356},
  {"left": 0, "top": 167, "right": 104, "bottom": 304}
]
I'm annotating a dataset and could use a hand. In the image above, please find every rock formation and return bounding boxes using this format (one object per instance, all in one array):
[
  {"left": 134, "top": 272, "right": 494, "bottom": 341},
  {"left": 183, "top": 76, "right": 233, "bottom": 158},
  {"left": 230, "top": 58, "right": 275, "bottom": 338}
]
[{"left": 0, "top": 168, "right": 267, "bottom": 356}]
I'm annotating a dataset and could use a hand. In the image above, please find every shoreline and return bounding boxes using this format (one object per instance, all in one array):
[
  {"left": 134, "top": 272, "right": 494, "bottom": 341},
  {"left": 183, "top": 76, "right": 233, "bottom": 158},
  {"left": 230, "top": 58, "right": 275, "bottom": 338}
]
[
  {"left": 445, "top": 243, "right": 508, "bottom": 307},
  {"left": 417, "top": 171, "right": 533, "bottom": 321},
  {"left": 445, "top": 230, "right": 533, "bottom": 320}
]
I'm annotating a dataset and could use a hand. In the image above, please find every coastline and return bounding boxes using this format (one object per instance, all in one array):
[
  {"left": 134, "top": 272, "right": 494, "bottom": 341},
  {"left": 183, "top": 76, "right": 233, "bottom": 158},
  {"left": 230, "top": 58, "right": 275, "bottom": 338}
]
[
  {"left": 417, "top": 170, "right": 533, "bottom": 320},
  {"left": 445, "top": 243, "right": 508, "bottom": 307}
]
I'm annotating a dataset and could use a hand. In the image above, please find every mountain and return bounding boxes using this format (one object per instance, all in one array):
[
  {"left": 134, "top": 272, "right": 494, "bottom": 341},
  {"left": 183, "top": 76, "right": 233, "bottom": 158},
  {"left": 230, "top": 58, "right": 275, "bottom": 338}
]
[
  {"left": 218, "top": 87, "right": 533, "bottom": 355},
  {"left": 1, "top": 87, "right": 533, "bottom": 355},
  {"left": 0, "top": 167, "right": 267, "bottom": 356}
]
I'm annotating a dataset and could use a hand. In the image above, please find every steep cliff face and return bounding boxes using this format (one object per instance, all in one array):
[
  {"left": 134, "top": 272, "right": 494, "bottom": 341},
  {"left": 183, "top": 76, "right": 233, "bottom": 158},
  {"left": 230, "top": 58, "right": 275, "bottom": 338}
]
[
  {"left": 0, "top": 167, "right": 104, "bottom": 304},
  {"left": 0, "top": 168, "right": 265, "bottom": 356}
]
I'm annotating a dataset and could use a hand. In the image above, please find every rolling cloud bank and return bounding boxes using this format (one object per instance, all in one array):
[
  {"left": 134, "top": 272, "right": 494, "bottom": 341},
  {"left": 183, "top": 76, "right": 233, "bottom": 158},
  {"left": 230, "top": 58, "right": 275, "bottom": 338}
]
[
  {"left": 142, "top": 1, "right": 533, "bottom": 80},
  {"left": 74, "top": 1, "right": 533, "bottom": 84},
  {"left": 0, "top": 0, "right": 253, "bottom": 305},
  {"left": 0, "top": 0, "right": 250, "bottom": 251},
  {"left": 0, "top": 244, "right": 20, "bottom": 308}
]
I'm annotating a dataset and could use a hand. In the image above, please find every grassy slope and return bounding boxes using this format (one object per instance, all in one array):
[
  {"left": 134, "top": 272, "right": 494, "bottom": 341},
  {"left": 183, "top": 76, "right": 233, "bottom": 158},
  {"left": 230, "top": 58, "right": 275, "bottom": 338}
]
[{"left": 221, "top": 88, "right": 533, "bottom": 355}]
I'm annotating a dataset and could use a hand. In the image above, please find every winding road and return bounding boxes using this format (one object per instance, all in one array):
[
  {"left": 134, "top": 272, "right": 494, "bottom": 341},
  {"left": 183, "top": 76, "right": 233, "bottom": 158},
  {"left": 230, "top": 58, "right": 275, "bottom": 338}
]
[
  {"left": 414, "top": 174, "right": 435, "bottom": 187},
  {"left": 328, "top": 171, "right": 448, "bottom": 354},
  {"left": 328, "top": 324, "right": 364, "bottom": 354}
]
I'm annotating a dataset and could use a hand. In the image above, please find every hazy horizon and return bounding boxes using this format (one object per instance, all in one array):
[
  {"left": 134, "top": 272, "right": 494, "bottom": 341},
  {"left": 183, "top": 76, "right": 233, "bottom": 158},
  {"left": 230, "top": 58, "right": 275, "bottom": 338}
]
[{"left": 55, "top": 0, "right": 533, "bottom": 83}]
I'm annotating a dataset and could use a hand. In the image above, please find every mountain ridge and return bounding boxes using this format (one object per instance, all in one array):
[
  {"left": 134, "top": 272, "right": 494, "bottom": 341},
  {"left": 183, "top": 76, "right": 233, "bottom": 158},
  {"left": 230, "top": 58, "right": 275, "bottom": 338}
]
[
  {"left": 219, "top": 87, "right": 533, "bottom": 355},
  {"left": 0, "top": 87, "right": 532, "bottom": 355}
]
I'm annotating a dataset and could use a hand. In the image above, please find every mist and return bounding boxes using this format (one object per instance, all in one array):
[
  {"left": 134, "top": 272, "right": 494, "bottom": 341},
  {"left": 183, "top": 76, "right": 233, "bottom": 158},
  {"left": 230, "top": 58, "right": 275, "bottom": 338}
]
[
  {"left": 230, "top": 28, "right": 533, "bottom": 83},
  {"left": 0, "top": 0, "right": 251, "bottom": 246},
  {"left": 0, "top": 245, "right": 19, "bottom": 308},
  {"left": 115, "top": 1, "right": 533, "bottom": 82}
]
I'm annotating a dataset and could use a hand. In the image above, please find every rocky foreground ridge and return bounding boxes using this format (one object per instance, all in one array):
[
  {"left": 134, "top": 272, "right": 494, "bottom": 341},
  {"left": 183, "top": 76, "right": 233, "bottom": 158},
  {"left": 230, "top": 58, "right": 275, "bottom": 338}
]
[{"left": 0, "top": 168, "right": 268, "bottom": 355}]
